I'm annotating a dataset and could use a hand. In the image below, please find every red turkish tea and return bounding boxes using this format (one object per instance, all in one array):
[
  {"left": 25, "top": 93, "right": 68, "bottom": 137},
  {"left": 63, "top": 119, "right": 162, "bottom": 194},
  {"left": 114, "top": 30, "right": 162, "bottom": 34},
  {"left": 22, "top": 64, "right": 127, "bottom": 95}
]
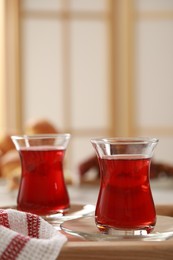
[
  {"left": 95, "top": 155, "right": 156, "bottom": 233},
  {"left": 17, "top": 147, "right": 69, "bottom": 215}
]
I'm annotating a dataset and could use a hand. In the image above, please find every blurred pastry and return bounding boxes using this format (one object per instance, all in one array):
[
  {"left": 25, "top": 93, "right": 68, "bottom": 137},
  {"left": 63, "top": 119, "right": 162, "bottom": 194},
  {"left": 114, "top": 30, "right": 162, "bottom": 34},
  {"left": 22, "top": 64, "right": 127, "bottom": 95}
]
[
  {"left": 0, "top": 133, "right": 15, "bottom": 155},
  {"left": 0, "top": 149, "right": 21, "bottom": 190},
  {"left": 0, "top": 149, "right": 20, "bottom": 178},
  {"left": 25, "top": 118, "right": 59, "bottom": 134}
]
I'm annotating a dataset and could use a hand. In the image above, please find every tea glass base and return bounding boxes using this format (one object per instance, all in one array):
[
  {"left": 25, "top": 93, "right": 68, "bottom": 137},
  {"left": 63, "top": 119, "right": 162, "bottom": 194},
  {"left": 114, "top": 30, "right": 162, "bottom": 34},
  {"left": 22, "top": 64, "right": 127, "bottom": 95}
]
[
  {"left": 18, "top": 207, "right": 70, "bottom": 225},
  {"left": 96, "top": 224, "right": 155, "bottom": 236},
  {"left": 40, "top": 208, "right": 70, "bottom": 224}
]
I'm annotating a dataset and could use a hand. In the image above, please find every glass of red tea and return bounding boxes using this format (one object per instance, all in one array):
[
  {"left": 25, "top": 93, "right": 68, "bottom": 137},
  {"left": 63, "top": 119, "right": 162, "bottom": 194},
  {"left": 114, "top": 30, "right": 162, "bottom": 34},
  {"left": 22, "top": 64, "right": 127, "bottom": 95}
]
[
  {"left": 91, "top": 137, "right": 159, "bottom": 235},
  {"left": 11, "top": 134, "right": 71, "bottom": 218}
]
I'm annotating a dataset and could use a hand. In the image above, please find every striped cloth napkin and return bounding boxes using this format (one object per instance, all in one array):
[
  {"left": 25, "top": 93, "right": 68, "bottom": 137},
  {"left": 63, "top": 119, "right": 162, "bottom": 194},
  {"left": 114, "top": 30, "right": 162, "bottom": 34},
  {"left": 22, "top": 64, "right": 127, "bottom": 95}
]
[{"left": 0, "top": 208, "right": 67, "bottom": 260}]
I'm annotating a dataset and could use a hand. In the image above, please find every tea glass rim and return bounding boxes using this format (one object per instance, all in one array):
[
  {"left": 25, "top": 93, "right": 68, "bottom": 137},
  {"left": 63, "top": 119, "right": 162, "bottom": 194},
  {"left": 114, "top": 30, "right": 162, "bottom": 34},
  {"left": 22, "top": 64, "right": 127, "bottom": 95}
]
[
  {"left": 11, "top": 133, "right": 71, "bottom": 141},
  {"left": 91, "top": 137, "right": 159, "bottom": 145}
]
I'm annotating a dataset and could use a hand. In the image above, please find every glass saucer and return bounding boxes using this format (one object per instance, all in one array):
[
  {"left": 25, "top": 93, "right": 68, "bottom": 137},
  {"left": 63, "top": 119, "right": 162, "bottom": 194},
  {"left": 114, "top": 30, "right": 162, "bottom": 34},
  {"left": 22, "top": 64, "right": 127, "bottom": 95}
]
[
  {"left": 60, "top": 215, "right": 173, "bottom": 241},
  {"left": 41, "top": 204, "right": 95, "bottom": 225}
]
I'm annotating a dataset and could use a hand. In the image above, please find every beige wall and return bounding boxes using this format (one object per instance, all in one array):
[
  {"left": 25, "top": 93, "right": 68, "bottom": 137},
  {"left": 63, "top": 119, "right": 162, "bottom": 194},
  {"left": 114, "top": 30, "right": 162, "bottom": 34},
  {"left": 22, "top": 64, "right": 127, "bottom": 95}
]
[
  {"left": 0, "top": 0, "right": 5, "bottom": 132},
  {"left": 19, "top": 0, "right": 114, "bottom": 180},
  {"left": 1, "top": 0, "right": 173, "bottom": 180},
  {"left": 0, "top": 0, "right": 21, "bottom": 133},
  {"left": 133, "top": 0, "right": 173, "bottom": 163}
]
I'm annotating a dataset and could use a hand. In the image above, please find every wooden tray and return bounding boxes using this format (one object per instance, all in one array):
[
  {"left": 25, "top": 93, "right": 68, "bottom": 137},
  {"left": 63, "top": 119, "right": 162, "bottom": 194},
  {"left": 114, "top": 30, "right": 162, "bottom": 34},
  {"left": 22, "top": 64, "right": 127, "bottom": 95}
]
[{"left": 58, "top": 205, "right": 173, "bottom": 260}]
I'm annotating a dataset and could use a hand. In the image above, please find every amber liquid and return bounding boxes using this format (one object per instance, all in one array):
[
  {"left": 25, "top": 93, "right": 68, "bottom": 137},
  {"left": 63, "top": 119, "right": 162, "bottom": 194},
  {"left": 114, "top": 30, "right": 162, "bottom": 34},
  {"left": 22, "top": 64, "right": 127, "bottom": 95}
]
[
  {"left": 17, "top": 147, "right": 69, "bottom": 215},
  {"left": 96, "top": 155, "right": 156, "bottom": 233}
]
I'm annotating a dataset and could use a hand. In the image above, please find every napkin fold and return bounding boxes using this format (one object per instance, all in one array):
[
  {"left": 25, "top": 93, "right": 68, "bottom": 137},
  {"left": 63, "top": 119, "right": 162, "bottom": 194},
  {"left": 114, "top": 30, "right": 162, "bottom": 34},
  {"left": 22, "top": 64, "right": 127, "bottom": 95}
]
[{"left": 0, "top": 209, "right": 67, "bottom": 260}]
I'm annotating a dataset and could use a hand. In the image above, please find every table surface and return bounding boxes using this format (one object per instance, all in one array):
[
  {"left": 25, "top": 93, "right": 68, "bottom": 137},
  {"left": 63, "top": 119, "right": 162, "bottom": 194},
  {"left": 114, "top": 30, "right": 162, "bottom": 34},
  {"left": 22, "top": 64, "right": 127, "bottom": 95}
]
[
  {"left": 1, "top": 178, "right": 173, "bottom": 260},
  {"left": 57, "top": 204, "right": 173, "bottom": 260}
]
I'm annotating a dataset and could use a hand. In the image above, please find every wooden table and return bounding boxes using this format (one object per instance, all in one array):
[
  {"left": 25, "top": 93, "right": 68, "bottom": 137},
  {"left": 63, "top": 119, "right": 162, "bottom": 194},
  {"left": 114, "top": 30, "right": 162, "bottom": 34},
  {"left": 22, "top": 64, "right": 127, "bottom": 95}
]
[
  {"left": 1, "top": 180, "right": 173, "bottom": 260},
  {"left": 58, "top": 205, "right": 173, "bottom": 260}
]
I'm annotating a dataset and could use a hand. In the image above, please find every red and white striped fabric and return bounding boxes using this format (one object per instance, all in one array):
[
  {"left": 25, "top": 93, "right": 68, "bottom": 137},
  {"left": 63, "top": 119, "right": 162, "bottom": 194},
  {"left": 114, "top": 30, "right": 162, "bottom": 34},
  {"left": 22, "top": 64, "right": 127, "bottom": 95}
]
[{"left": 0, "top": 209, "right": 67, "bottom": 260}]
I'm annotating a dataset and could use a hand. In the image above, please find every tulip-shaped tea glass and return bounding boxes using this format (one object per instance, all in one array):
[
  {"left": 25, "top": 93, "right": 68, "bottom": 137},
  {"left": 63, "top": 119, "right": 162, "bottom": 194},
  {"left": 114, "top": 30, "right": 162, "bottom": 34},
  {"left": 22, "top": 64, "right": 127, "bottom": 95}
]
[
  {"left": 91, "top": 137, "right": 159, "bottom": 235},
  {"left": 11, "top": 134, "right": 71, "bottom": 218}
]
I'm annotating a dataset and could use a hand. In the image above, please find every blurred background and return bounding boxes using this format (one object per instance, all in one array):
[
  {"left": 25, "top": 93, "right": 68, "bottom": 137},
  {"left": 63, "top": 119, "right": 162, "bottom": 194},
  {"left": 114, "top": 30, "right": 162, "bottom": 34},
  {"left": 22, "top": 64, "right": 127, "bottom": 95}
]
[{"left": 0, "top": 0, "right": 173, "bottom": 184}]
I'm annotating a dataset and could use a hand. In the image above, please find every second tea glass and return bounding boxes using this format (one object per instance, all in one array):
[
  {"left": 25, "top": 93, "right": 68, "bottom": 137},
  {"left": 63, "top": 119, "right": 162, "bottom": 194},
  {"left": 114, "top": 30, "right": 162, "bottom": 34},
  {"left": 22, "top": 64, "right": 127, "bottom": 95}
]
[
  {"left": 11, "top": 134, "right": 71, "bottom": 217},
  {"left": 91, "top": 137, "right": 159, "bottom": 235}
]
